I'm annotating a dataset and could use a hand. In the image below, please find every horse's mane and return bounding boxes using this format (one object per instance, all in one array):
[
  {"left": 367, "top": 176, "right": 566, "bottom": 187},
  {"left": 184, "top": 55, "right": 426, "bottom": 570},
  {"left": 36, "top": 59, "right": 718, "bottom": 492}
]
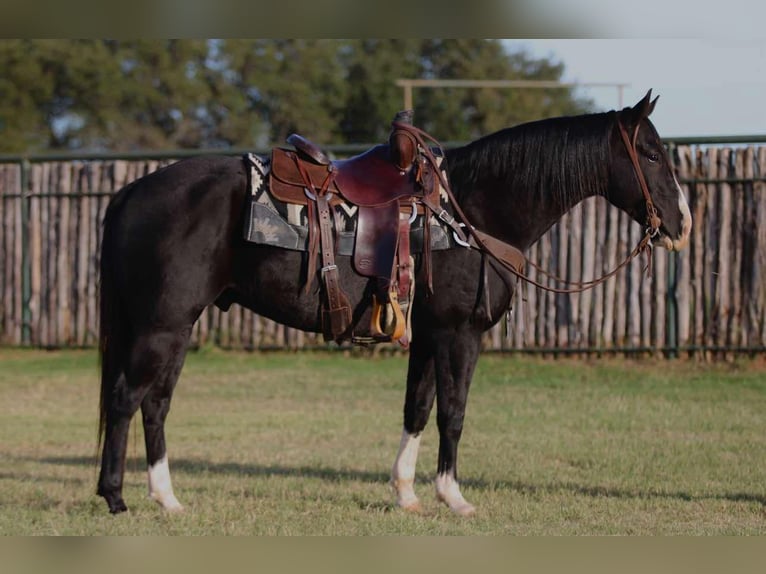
[{"left": 445, "top": 111, "right": 616, "bottom": 208}]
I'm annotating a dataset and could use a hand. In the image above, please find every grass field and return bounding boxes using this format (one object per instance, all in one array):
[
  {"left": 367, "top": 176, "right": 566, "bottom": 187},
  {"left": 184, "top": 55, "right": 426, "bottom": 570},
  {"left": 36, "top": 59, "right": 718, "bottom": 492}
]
[{"left": 0, "top": 347, "right": 764, "bottom": 535}]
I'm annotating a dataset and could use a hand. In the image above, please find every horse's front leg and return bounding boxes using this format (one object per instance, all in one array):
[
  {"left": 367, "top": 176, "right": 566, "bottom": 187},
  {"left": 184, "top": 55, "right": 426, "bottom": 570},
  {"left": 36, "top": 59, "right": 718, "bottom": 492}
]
[
  {"left": 432, "top": 326, "right": 481, "bottom": 516},
  {"left": 391, "top": 332, "right": 436, "bottom": 512}
]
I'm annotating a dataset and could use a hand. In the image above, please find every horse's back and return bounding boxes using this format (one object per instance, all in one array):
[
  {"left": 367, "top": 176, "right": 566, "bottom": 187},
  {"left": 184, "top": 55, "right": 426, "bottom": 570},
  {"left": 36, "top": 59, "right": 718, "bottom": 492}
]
[{"left": 107, "top": 155, "right": 246, "bottom": 219}]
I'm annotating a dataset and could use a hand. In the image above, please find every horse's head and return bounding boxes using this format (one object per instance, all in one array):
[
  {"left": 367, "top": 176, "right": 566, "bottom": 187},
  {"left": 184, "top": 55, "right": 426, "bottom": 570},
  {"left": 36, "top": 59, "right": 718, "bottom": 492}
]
[{"left": 609, "top": 90, "right": 692, "bottom": 251}]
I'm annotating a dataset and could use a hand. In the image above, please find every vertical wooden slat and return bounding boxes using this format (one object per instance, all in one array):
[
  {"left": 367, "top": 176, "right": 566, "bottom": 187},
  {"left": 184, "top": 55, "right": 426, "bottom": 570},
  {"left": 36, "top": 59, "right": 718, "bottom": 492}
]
[
  {"left": 542, "top": 233, "right": 555, "bottom": 350},
  {"left": 674, "top": 145, "right": 693, "bottom": 350},
  {"left": 88, "top": 162, "right": 103, "bottom": 346},
  {"left": 627, "top": 222, "right": 642, "bottom": 351},
  {"left": 534, "top": 239, "right": 547, "bottom": 348},
  {"left": 740, "top": 147, "right": 755, "bottom": 348},
  {"left": 251, "top": 312, "right": 261, "bottom": 349},
  {"left": 640, "top": 233, "right": 654, "bottom": 351},
  {"left": 57, "top": 162, "right": 72, "bottom": 344},
  {"left": 613, "top": 211, "right": 628, "bottom": 348},
  {"left": 1, "top": 167, "right": 13, "bottom": 342},
  {"left": 36, "top": 164, "right": 49, "bottom": 347},
  {"left": 730, "top": 149, "right": 746, "bottom": 348},
  {"left": 601, "top": 205, "right": 619, "bottom": 348},
  {"left": 580, "top": 198, "right": 597, "bottom": 348},
  {"left": 568, "top": 203, "right": 582, "bottom": 349},
  {"left": 653, "top": 248, "right": 667, "bottom": 354},
  {"left": 1, "top": 166, "right": 10, "bottom": 342},
  {"left": 525, "top": 243, "right": 538, "bottom": 348},
  {"left": 231, "top": 302, "right": 242, "bottom": 349},
  {"left": 9, "top": 166, "right": 20, "bottom": 343},
  {"left": 76, "top": 162, "right": 90, "bottom": 346},
  {"left": 716, "top": 148, "right": 732, "bottom": 355},
  {"left": 691, "top": 148, "right": 707, "bottom": 355},
  {"left": 48, "top": 163, "right": 60, "bottom": 345},
  {"left": 67, "top": 163, "right": 79, "bottom": 344},
  {"left": 757, "top": 148, "right": 766, "bottom": 346},
  {"left": 702, "top": 148, "right": 720, "bottom": 358},
  {"left": 592, "top": 198, "right": 607, "bottom": 349},
  {"left": 555, "top": 217, "right": 569, "bottom": 349},
  {"left": 0, "top": 166, "right": 6, "bottom": 341}
]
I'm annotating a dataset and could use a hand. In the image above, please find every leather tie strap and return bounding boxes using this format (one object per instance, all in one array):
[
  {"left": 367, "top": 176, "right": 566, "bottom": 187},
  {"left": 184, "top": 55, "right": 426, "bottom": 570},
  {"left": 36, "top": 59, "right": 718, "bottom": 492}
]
[{"left": 293, "top": 158, "right": 352, "bottom": 340}]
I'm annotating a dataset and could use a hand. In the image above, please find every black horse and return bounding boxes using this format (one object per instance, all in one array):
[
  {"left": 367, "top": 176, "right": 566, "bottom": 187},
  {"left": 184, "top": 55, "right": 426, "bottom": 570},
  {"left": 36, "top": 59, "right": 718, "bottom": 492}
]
[{"left": 97, "top": 91, "right": 691, "bottom": 515}]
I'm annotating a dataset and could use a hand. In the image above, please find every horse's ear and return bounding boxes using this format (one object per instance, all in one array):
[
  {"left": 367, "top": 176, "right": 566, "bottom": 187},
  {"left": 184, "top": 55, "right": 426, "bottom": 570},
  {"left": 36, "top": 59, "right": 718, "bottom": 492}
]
[
  {"left": 625, "top": 89, "right": 656, "bottom": 125},
  {"left": 648, "top": 94, "right": 659, "bottom": 116}
]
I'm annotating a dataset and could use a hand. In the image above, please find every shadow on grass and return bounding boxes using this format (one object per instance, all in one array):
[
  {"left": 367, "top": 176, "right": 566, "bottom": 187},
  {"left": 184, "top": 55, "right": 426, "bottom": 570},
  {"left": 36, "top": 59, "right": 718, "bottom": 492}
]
[
  {"left": 463, "top": 477, "right": 766, "bottom": 508},
  {"left": 22, "top": 454, "right": 766, "bottom": 508}
]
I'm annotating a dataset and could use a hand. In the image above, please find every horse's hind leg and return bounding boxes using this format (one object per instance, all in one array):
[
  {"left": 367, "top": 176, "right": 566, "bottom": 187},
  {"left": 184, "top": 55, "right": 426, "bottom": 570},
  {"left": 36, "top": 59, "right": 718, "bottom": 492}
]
[
  {"left": 98, "top": 328, "right": 190, "bottom": 513},
  {"left": 392, "top": 333, "right": 436, "bottom": 512},
  {"left": 141, "top": 328, "right": 191, "bottom": 512}
]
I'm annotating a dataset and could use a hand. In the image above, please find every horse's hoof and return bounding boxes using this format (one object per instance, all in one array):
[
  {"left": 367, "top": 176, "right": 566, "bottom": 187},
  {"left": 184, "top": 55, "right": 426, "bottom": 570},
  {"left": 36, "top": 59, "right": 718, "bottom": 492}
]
[
  {"left": 99, "top": 489, "right": 128, "bottom": 514},
  {"left": 399, "top": 500, "right": 423, "bottom": 514},
  {"left": 108, "top": 500, "right": 128, "bottom": 514},
  {"left": 451, "top": 502, "right": 476, "bottom": 517},
  {"left": 162, "top": 501, "right": 185, "bottom": 514},
  {"left": 150, "top": 493, "right": 185, "bottom": 513}
]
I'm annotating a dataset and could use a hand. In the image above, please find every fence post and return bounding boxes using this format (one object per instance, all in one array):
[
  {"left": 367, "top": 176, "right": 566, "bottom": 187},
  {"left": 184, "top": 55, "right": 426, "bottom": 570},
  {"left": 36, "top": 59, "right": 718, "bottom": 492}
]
[
  {"left": 20, "top": 159, "right": 31, "bottom": 345},
  {"left": 666, "top": 250, "right": 678, "bottom": 358}
]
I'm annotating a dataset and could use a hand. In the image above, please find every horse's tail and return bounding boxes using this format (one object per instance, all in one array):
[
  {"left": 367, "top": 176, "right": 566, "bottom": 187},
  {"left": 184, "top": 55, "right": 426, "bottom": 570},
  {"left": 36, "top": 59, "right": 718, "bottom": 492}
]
[{"left": 97, "top": 196, "right": 127, "bottom": 453}]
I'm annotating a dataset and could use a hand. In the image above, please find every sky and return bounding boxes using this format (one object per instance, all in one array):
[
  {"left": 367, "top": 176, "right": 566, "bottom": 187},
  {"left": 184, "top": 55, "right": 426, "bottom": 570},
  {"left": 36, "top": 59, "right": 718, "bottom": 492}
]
[{"left": 508, "top": 39, "right": 766, "bottom": 139}]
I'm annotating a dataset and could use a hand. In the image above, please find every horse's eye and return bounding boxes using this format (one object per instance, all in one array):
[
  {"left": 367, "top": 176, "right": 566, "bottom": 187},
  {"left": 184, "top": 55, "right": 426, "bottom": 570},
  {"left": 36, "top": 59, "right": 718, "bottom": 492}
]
[{"left": 647, "top": 152, "right": 660, "bottom": 163}]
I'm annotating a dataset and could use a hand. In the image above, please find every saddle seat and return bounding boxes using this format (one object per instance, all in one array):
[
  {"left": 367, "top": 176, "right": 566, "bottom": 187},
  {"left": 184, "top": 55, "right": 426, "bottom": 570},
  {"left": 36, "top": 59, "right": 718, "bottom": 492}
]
[{"left": 270, "top": 143, "right": 432, "bottom": 208}]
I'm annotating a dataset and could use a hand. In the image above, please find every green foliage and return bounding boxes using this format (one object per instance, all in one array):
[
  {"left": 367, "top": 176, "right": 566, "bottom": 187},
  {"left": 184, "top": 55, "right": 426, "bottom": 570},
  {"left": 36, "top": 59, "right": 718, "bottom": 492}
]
[{"left": 0, "top": 39, "right": 595, "bottom": 153}]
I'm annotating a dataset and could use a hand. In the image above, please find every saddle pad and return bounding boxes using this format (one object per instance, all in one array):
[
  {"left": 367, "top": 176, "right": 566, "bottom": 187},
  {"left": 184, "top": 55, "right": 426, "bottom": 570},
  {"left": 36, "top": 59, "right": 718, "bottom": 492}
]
[{"left": 243, "top": 153, "right": 453, "bottom": 255}]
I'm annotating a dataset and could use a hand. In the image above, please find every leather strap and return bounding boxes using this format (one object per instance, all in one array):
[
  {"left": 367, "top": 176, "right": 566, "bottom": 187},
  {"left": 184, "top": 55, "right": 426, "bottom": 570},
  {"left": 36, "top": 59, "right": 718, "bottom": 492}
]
[
  {"left": 397, "top": 212, "right": 413, "bottom": 300},
  {"left": 617, "top": 119, "right": 662, "bottom": 235},
  {"left": 316, "top": 191, "right": 352, "bottom": 339},
  {"left": 293, "top": 158, "right": 352, "bottom": 340},
  {"left": 468, "top": 229, "right": 525, "bottom": 275}
]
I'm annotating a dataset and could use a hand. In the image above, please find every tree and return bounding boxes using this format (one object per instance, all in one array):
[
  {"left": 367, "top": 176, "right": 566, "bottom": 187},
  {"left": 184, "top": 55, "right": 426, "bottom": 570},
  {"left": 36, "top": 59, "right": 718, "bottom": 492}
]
[
  {"left": 0, "top": 39, "right": 595, "bottom": 153},
  {"left": 412, "top": 39, "right": 594, "bottom": 140},
  {"left": 219, "top": 39, "right": 349, "bottom": 147}
]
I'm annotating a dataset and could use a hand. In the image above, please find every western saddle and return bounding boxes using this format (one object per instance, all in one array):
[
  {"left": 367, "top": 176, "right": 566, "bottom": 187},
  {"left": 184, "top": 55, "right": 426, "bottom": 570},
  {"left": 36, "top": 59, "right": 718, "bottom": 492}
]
[{"left": 268, "top": 111, "right": 468, "bottom": 346}]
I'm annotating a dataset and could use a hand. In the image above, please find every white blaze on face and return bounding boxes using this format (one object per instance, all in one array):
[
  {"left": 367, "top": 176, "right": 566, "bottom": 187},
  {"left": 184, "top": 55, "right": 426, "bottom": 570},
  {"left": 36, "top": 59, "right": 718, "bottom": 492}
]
[
  {"left": 147, "top": 455, "right": 184, "bottom": 512},
  {"left": 435, "top": 472, "right": 475, "bottom": 517},
  {"left": 391, "top": 429, "right": 422, "bottom": 511}
]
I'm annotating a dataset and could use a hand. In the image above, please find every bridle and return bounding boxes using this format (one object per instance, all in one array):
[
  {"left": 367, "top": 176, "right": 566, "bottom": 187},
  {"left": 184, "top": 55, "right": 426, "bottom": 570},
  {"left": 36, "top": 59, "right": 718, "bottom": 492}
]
[
  {"left": 394, "top": 115, "right": 664, "bottom": 295},
  {"left": 617, "top": 118, "right": 662, "bottom": 239}
]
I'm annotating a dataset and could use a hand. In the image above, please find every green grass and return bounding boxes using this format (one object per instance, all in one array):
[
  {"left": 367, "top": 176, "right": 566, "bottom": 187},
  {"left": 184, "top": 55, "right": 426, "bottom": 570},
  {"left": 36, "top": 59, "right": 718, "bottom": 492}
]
[{"left": 1, "top": 347, "right": 764, "bottom": 535}]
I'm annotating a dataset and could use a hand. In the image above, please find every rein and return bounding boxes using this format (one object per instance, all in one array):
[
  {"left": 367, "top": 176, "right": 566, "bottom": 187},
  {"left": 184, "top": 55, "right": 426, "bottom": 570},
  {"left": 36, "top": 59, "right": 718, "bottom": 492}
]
[{"left": 394, "top": 117, "right": 663, "bottom": 295}]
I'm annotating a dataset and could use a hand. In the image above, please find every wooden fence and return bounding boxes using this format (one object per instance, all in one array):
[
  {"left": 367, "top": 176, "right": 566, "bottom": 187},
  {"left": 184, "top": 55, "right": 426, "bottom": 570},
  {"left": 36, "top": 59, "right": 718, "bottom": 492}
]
[{"left": 1, "top": 141, "right": 765, "bottom": 356}]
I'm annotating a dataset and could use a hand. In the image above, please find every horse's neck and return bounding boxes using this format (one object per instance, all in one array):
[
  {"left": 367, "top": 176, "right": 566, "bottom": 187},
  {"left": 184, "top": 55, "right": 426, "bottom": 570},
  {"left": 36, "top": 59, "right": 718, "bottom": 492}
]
[
  {"left": 446, "top": 114, "right": 613, "bottom": 251},
  {"left": 451, "top": 162, "right": 597, "bottom": 251}
]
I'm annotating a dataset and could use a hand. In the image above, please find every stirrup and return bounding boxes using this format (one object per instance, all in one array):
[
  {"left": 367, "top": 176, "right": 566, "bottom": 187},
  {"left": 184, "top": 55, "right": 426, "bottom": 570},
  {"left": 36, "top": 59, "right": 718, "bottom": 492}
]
[{"left": 370, "top": 292, "right": 406, "bottom": 341}]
